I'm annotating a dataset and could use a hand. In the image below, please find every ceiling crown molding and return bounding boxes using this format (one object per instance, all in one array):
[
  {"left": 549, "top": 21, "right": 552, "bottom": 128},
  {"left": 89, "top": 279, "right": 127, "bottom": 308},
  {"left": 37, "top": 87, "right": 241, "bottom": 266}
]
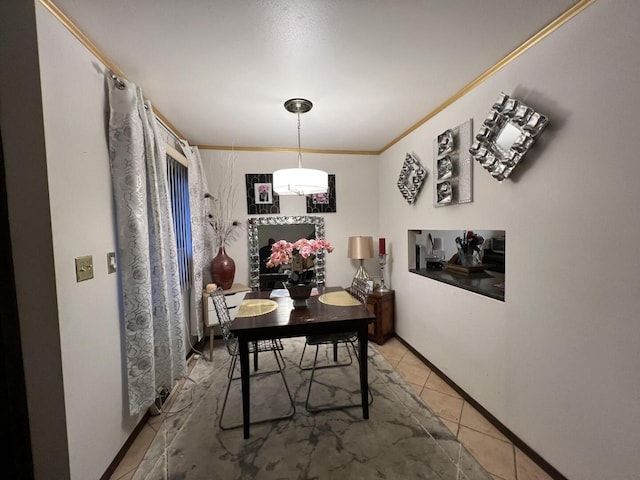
[
  {"left": 39, "top": 0, "right": 593, "bottom": 156},
  {"left": 378, "top": 0, "right": 594, "bottom": 154}
]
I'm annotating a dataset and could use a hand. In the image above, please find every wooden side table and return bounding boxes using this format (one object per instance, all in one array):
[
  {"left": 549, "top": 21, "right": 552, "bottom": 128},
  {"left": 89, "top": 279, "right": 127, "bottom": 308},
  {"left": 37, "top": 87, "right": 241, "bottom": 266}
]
[
  {"left": 203, "top": 283, "right": 251, "bottom": 360},
  {"left": 365, "top": 290, "right": 395, "bottom": 345}
]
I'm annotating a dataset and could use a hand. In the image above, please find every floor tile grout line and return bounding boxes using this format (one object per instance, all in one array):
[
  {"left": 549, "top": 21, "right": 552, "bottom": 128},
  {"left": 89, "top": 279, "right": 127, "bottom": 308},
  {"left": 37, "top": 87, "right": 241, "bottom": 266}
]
[
  {"left": 456, "top": 420, "right": 514, "bottom": 444},
  {"left": 422, "top": 383, "right": 463, "bottom": 400},
  {"left": 111, "top": 426, "right": 157, "bottom": 480},
  {"left": 113, "top": 465, "right": 136, "bottom": 480}
]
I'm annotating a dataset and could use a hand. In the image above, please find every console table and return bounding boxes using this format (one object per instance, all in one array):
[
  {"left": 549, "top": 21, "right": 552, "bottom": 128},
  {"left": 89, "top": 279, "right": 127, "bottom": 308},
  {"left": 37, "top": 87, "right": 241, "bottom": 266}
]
[{"left": 366, "top": 290, "right": 395, "bottom": 345}]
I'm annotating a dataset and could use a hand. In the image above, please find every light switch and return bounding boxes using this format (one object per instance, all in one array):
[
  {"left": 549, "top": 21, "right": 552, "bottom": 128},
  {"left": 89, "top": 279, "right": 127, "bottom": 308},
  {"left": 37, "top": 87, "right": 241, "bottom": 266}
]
[
  {"left": 75, "top": 255, "right": 94, "bottom": 282},
  {"left": 107, "top": 252, "right": 117, "bottom": 273}
]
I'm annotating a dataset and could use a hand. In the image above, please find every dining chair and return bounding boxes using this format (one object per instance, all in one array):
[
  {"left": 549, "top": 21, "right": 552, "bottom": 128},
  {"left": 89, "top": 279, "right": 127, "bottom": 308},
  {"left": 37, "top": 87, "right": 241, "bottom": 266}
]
[
  {"left": 210, "top": 287, "right": 296, "bottom": 429},
  {"left": 299, "top": 278, "right": 374, "bottom": 412}
]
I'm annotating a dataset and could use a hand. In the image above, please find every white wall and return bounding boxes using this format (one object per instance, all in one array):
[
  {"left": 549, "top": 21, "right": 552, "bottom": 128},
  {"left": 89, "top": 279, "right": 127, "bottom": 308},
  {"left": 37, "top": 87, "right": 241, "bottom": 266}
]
[
  {"left": 1, "top": 1, "right": 70, "bottom": 477},
  {"left": 13, "top": 1, "right": 640, "bottom": 478},
  {"left": 378, "top": 1, "right": 640, "bottom": 478},
  {"left": 199, "top": 150, "right": 379, "bottom": 289},
  {"left": 35, "top": 4, "right": 142, "bottom": 479}
]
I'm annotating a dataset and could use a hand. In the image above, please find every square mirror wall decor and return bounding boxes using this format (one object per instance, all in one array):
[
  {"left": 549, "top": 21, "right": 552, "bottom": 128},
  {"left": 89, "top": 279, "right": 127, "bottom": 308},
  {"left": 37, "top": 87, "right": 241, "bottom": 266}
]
[{"left": 470, "top": 92, "right": 548, "bottom": 182}]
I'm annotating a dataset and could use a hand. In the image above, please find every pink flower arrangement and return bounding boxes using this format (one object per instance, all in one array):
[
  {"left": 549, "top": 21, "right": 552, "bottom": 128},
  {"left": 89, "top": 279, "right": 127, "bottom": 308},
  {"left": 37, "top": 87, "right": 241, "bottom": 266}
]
[{"left": 267, "top": 238, "right": 334, "bottom": 284}]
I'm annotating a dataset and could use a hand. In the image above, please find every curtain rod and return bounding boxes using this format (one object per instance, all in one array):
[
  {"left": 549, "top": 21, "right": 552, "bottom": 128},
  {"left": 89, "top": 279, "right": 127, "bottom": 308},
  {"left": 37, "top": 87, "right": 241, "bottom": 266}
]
[{"left": 110, "top": 73, "right": 187, "bottom": 148}]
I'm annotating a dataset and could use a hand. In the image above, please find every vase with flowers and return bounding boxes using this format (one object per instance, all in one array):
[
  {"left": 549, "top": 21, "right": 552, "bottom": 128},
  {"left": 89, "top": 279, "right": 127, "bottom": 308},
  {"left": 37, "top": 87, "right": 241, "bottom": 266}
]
[
  {"left": 205, "top": 158, "right": 242, "bottom": 290},
  {"left": 455, "top": 231, "right": 484, "bottom": 267},
  {"left": 267, "top": 238, "right": 334, "bottom": 308}
]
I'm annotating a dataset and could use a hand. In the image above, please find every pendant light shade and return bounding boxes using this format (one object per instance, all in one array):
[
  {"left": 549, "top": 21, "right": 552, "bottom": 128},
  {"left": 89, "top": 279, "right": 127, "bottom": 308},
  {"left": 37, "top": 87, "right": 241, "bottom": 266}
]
[
  {"left": 273, "top": 98, "right": 328, "bottom": 196},
  {"left": 273, "top": 168, "right": 328, "bottom": 195}
]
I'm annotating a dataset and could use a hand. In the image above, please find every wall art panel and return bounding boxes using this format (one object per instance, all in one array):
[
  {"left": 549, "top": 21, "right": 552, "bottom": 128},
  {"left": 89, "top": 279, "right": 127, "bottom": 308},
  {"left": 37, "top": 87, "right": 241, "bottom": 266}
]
[{"left": 433, "top": 119, "right": 473, "bottom": 207}]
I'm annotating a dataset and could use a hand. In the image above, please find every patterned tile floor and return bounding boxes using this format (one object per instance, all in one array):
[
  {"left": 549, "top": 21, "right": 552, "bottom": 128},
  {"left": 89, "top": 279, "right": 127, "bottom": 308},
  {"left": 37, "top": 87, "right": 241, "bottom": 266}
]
[{"left": 110, "top": 337, "right": 552, "bottom": 480}]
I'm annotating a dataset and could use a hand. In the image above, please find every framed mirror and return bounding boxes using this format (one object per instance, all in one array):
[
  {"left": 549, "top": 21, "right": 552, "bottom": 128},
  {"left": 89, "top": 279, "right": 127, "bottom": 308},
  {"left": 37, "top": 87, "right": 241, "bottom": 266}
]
[
  {"left": 248, "top": 216, "right": 326, "bottom": 289},
  {"left": 470, "top": 92, "right": 548, "bottom": 181}
]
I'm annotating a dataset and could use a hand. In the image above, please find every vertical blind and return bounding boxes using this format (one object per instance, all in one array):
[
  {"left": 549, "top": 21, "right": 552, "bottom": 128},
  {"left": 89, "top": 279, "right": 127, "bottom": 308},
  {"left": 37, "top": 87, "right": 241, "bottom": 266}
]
[{"left": 166, "top": 154, "right": 192, "bottom": 289}]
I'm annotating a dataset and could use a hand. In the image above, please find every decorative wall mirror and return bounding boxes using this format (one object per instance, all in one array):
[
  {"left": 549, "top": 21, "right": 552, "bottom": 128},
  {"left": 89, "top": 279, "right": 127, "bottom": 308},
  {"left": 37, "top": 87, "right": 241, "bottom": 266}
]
[
  {"left": 248, "top": 216, "right": 326, "bottom": 289},
  {"left": 470, "top": 92, "right": 549, "bottom": 181},
  {"left": 397, "top": 153, "right": 427, "bottom": 204}
]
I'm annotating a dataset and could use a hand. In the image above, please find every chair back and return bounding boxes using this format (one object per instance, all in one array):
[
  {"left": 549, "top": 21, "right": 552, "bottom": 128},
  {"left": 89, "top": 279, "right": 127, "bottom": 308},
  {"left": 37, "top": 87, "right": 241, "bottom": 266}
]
[
  {"left": 350, "top": 278, "right": 372, "bottom": 304},
  {"left": 210, "top": 287, "right": 236, "bottom": 355}
]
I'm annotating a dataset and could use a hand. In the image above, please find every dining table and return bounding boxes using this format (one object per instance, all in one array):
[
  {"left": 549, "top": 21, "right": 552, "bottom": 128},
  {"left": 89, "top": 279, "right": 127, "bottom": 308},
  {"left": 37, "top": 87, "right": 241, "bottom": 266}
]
[{"left": 229, "top": 286, "right": 376, "bottom": 439}]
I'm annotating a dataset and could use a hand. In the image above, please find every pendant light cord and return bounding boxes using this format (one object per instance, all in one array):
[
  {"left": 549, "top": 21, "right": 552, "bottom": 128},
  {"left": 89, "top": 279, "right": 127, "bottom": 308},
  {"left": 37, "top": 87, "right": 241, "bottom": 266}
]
[{"left": 297, "top": 112, "right": 303, "bottom": 168}]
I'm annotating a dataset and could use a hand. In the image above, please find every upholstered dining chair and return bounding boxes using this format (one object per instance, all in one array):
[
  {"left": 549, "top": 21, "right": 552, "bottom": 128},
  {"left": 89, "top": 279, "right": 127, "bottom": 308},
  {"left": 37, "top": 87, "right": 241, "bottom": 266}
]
[
  {"left": 299, "top": 278, "right": 374, "bottom": 412},
  {"left": 210, "top": 287, "right": 295, "bottom": 429}
]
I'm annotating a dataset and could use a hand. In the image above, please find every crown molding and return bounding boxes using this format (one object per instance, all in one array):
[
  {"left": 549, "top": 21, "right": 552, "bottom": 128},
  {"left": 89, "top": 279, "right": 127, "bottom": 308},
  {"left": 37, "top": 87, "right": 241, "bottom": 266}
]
[
  {"left": 378, "top": 0, "right": 594, "bottom": 153},
  {"left": 196, "top": 145, "right": 377, "bottom": 156},
  {"left": 40, "top": 0, "right": 593, "bottom": 156},
  {"left": 39, "top": 0, "right": 186, "bottom": 141}
]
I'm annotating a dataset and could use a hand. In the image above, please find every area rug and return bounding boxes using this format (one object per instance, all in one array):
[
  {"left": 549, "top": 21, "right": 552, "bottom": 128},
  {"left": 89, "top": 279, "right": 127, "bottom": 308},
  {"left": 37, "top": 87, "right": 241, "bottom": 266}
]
[{"left": 132, "top": 337, "right": 491, "bottom": 480}]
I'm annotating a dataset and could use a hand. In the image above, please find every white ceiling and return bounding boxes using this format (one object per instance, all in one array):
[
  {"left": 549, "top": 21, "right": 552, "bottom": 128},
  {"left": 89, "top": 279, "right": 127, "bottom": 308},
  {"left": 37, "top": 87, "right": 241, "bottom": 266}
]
[{"left": 49, "top": 0, "right": 580, "bottom": 152}]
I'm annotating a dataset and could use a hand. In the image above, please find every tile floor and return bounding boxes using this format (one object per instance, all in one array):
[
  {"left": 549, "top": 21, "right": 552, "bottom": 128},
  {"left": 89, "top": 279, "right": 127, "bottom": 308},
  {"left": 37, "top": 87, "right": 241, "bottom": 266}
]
[{"left": 109, "top": 337, "right": 553, "bottom": 480}]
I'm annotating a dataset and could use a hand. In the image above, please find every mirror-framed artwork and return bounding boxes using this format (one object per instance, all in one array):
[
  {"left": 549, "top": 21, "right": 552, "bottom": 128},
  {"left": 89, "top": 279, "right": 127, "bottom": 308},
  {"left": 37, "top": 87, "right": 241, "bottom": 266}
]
[
  {"left": 433, "top": 119, "right": 473, "bottom": 207},
  {"left": 469, "top": 92, "right": 549, "bottom": 181},
  {"left": 247, "top": 216, "right": 326, "bottom": 289}
]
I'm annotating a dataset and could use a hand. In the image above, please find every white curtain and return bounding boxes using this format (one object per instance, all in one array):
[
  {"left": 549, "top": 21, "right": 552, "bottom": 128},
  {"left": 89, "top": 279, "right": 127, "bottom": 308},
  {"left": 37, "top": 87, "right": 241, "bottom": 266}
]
[
  {"left": 182, "top": 145, "right": 214, "bottom": 338},
  {"left": 107, "top": 76, "right": 186, "bottom": 415}
]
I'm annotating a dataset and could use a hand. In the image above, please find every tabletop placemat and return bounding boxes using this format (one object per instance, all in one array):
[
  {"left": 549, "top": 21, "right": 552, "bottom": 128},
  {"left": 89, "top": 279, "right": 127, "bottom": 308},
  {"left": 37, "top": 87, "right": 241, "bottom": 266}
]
[
  {"left": 318, "top": 290, "right": 361, "bottom": 306},
  {"left": 235, "top": 299, "right": 279, "bottom": 317}
]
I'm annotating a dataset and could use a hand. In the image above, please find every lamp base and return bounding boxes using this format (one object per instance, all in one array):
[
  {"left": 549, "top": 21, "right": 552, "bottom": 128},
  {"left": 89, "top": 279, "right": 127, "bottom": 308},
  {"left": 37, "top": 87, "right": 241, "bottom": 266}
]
[
  {"left": 377, "top": 254, "right": 390, "bottom": 291},
  {"left": 353, "top": 261, "right": 371, "bottom": 282}
]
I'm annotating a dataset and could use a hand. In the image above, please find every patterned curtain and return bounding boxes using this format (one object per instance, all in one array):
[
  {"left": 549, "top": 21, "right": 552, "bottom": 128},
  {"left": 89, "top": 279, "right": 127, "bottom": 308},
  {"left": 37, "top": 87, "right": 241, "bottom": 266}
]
[
  {"left": 182, "top": 145, "right": 214, "bottom": 338},
  {"left": 107, "top": 76, "right": 186, "bottom": 415}
]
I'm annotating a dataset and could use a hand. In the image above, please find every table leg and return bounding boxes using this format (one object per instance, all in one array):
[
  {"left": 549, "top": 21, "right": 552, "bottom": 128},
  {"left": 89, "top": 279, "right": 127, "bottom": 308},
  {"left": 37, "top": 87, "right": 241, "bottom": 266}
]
[
  {"left": 333, "top": 342, "right": 338, "bottom": 361},
  {"left": 209, "top": 327, "right": 214, "bottom": 362},
  {"left": 238, "top": 337, "right": 251, "bottom": 438},
  {"left": 253, "top": 343, "right": 259, "bottom": 371},
  {"left": 358, "top": 325, "right": 369, "bottom": 419}
]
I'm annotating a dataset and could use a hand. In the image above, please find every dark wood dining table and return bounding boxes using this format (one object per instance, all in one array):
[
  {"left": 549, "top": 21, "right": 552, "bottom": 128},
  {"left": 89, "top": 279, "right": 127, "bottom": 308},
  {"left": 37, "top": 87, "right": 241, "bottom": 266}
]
[{"left": 229, "top": 286, "right": 376, "bottom": 438}]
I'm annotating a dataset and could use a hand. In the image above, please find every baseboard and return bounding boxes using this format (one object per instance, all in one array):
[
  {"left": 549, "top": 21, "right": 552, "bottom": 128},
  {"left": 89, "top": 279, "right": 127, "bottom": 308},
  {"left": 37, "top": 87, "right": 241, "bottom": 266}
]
[
  {"left": 394, "top": 335, "right": 568, "bottom": 480},
  {"left": 101, "top": 348, "right": 202, "bottom": 479},
  {"left": 99, "top": 410, "right": 150, "bottom": 480}
]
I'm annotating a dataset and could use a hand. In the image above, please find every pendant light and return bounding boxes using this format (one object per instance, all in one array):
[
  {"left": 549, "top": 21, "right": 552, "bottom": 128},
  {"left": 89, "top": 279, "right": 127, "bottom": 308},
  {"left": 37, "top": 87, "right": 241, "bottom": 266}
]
[{"left": 273, "top": 98, "right": 328, "bottom": 196}]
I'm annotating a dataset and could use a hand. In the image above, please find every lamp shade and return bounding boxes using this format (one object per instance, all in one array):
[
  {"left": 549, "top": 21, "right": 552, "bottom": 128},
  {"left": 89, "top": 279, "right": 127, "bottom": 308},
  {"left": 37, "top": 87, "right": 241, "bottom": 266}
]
[
  {"left": 273, "top": 167, "right": 328, "bottom": 196},
  {"left": 347, "top": 236, "right": 374, "bottom": 259}
]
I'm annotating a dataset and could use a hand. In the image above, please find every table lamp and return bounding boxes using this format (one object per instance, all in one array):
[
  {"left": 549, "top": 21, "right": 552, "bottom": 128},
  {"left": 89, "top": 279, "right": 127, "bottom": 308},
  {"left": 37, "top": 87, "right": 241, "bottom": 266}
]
[{"left": 347, "top": 236, "right": 374, "bottom": 281}]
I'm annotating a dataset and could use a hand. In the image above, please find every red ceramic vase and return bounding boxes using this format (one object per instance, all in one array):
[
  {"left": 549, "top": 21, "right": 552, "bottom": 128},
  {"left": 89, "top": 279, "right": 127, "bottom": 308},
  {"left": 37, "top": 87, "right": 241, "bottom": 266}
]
[{"left": 210, "top": 247, "right": 235, "bottom": 290}]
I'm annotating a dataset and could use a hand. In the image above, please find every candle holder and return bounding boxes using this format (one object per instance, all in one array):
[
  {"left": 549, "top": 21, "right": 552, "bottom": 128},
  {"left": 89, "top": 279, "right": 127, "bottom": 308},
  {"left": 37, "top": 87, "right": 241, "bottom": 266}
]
[{"left": 377, "top": 254, "right": 390, "bottom": 292}]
